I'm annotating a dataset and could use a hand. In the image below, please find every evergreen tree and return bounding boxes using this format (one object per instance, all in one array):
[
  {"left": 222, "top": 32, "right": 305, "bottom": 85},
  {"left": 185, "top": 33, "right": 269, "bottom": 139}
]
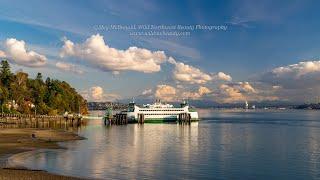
[
  {"left": 36, "top": 72, "right": 43, "bottom": 82},
  {"left": 0, "top": 60, "right": 88, "bottom": 115},
  {"left": 0, "top": 60, "right": 12, "bottom": 87}
]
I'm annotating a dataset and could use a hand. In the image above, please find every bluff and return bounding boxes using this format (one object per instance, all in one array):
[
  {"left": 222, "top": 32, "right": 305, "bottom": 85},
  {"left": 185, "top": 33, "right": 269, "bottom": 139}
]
[{"left": 0, "top": 60, "right": 88, "bottom": 115}]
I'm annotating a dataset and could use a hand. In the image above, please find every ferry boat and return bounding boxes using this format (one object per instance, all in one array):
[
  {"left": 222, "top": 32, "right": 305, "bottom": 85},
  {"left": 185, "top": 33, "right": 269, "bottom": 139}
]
[{"left": 126, "top": 100, "right": 199, "bottom": 123}]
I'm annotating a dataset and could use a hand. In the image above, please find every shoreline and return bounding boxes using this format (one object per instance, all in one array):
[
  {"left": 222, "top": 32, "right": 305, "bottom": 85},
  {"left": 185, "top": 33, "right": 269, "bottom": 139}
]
[{"left": 0, "top": 128, "right": 85, "bottom": 179}]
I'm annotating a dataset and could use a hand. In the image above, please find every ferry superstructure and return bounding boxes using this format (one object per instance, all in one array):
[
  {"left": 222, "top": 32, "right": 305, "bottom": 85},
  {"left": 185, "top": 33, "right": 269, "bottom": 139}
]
[{"left": 126, "top": 100, "right": 199, "bottom": 123}]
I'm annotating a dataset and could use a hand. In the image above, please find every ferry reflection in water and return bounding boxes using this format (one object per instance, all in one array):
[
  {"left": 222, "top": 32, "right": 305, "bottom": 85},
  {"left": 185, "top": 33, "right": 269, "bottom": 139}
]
[{"left": 8, "top": 110, "right": 320, "bottom": 179}]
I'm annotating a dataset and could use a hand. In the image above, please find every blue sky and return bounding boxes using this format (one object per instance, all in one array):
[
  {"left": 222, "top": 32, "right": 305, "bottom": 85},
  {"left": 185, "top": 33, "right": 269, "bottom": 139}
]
[{"left": 1, "top": 0, "right": 320, "bottom": 103}]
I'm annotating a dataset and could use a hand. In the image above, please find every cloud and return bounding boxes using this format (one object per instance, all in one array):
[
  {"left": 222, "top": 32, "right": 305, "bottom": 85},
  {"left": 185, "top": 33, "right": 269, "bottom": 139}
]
[
  {"left": 142, "top": 38, "right": 201, "bottom": 60},
  {"left": 229, "top": 0, "right": 305, "bottom": 26},
  {"left": 60, "top": 39, "right": 75, "bottom": 57},
  {"left": 81, "top": 86, "right": 120, "bottom": 102},
  {"left": 169, "top": 57, "right": 232, "bottom": 84},
  {"left": 227, "top": 16, "right": 253, "bottom": 28},
  {"left": 1, "top": 38, "right": 46, "bottom": 67},
  {"left": 214, "top": 82, "right": 277, "bottom": 103},
  {"left": 213, "top": 72, "right": 232, "bottom": 81},
  {"left": 155, "top": 85, "right": 177, "bottom": 102},
  {"left": 238, "top": 81, "right": 256, "bottom": 93},
  {"left": 0, "top": 50, "right": 5, "bottom": 58},
  {"left": 153, "top": 84, "right": 212, "bottom": 102},
  {"left": 90, "top": 86, "right": 104, "bottom": 100},
  {"left": 60, "top": 34, "right": 167, "bottom": 73},
  {"left": 173, "top": 61, "right": 212, "bottom": 84},
  {"left": 148, "top": 82, "right": 278, "bottom": 103},
  {"left": 257, "top": 60, "right": 320, "bottom": 102},
  {"left": 55, "top": 61, "right": 84, "bottom": 74},
  {"left": 218, "top": 83, "right": 247, "bottom": 103},
  {"left": 198, "top": 86, "right": 212, "bottom": 95},
  {"left": 261, "top": 60, "right": 320, "bottom": 89},
  {"left": 272, "top": 61, "right": 320, "bottom": 78},
  {"left": 142, "top": 89, "right": 153, "bottom": 95},
  {"left": 182, "top": 86, "right": 212, "bottom": 99}
]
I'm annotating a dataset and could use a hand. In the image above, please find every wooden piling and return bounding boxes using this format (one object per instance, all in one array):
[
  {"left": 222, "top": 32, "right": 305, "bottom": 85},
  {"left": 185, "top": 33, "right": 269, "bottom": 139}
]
[
  {"left": 137, "top": 113, "right": 144, "bottom": 124},
  {"left": 105, "top": 113, "right": 128, "bottom": 126},
  {"left": 178, "top": 113, "right": 191, "bottom": 125}
]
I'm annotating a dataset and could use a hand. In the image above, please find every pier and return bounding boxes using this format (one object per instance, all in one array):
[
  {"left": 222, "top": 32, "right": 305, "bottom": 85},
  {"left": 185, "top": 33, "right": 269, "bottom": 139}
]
[
  {"left": 104, "top": 113, "right": 128, "bottom": 125},
  {"left": 0, "top": 113, "right": 83, "bottom": 128},
  {"left": 178, "top": 113, "right": 191, "bottom": 124},
  {"left": 137, "top": 114, "right": 145, "bottom": 124}
]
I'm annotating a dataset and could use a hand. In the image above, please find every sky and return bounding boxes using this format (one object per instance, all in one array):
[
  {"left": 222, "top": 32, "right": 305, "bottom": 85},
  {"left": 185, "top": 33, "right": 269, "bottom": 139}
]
[{"left": 1, "top": 0, "right": 320, "bottom": 104}]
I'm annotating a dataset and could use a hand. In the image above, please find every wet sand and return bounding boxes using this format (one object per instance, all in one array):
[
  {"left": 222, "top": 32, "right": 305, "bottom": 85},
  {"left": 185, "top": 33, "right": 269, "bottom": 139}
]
[{"left": 0, "top": 128, "right": 85, "bottom": 179}]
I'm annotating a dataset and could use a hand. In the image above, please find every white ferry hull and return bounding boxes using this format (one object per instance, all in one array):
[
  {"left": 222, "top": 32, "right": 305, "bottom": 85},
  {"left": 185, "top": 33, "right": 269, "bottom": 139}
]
[{"left": 125, "top": 101, "right": 199, "bottom": 123}]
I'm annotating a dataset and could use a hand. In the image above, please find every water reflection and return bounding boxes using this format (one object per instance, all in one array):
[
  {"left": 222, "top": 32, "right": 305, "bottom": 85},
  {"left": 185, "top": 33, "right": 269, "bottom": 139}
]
[{"left": 8, "top": 110, "right": 320, "bottom": 179}]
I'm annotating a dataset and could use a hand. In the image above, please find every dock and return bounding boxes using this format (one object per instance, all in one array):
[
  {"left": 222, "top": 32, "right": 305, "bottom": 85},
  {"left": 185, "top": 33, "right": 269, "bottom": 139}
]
[
  {"left": 0, "top": 113, "right": 83, "bottom": 128},
  {"left": 104, "top": 113, "right": 128, "bottom": 125},
  {"left": 178, "top": 113, "right": 191, "bottom": 124}
]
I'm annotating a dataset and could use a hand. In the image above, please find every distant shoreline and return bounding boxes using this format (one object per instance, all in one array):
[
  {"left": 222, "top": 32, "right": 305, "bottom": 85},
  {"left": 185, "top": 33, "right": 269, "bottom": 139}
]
[{"left": 0, "top": 128, "right": 85, "bottom": 179}]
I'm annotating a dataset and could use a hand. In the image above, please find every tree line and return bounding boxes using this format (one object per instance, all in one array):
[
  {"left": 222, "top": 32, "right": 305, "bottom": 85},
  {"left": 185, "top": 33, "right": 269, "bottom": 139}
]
[{"left": 0, "top": 60, "right": 88, "bottom": 115}]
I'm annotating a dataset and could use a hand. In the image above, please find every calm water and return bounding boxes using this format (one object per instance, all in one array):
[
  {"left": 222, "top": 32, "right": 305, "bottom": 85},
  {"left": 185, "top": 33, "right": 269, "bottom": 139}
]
[{"left": 8, "top": 109, "right": 320, "bottom": 179}]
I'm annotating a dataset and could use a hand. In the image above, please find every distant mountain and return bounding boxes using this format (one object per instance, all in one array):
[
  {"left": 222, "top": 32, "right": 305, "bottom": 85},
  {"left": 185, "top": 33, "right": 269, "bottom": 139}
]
[
  {"left": 115, "top": 98, "right": 299, "bottom": 109},
  {"left": 296, "top": 103, "right": 320, "bottom": 109}
]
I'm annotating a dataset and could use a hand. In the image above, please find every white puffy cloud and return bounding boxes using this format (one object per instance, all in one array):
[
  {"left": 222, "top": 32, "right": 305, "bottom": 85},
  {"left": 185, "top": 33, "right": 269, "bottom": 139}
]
[
  {"left": 90, "top": 86, "right": 104, "bottom": 100},
  {"left": 218, "top": 84, "right": 246, "bottom": 103},
  {"left": 173, "top": 61, "right": 212, "bottom": 84},
  {"left": 81, "top": 86, "right": 120, "bottom": 102},
  {"left": 154, "top": 84, "right": 212, "bottom": 102},
  {"left": 198, "top": 86, "right": 212, "bottom": 95},
  {"left": 214, "top": 82, "right": 278, "bottom": 103},
  {"left": 151, "top": 82, "right": 277, "bottom": 103},
  {"left": 261, "top": 60, "right": 320, "bottom": 88},
  {"left": 213, "top": 72, "right": 232, "bottom": 81},
  {"left": 60, "top": 39, "right": 75, "bottom": 57},
  {"left": 155, "top": 85, "right": 177, "bottom": 102},
  {"left": 1, "top": 38, "right": 46, "bottom": 67},
  {"left": 55, "top": 61, "right": 84, "bottom": 74},
  {"left": 239, "top": 82, "right": 256, "bottom": 93},
  {"left": 60, "top": 34, "right": 167, "bottom": 73},
  {"left": 182, "top": 86, "right": 212, "bottom": 99},
  {"left": 169, "top": 57, "right": 232, "bottom": 84},
  {"left": 222, "top": 82, "right": 255, "bottom": 102},
  {"left": 272, "top": 61, "right": 320, "bottom": 78},
  {"left": 258, "top": 60, "right": 320, "bottom": 102}
]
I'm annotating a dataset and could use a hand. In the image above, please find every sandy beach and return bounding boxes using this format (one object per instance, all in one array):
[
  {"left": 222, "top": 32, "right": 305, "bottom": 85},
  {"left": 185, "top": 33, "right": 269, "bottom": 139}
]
[{"left": 0, "top": 128, "right": 85, "bottom": 179}]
